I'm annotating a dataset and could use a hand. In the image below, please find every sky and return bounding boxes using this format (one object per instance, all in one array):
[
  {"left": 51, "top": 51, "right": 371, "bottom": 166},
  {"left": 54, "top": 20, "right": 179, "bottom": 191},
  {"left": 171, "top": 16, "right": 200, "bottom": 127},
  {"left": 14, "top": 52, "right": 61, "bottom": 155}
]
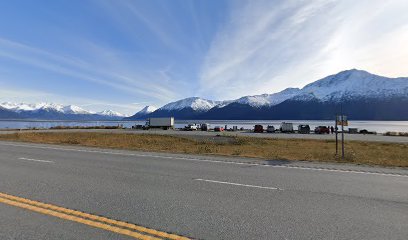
[{"left": 0, "top": 0, "right": 407, "bottom": 115}]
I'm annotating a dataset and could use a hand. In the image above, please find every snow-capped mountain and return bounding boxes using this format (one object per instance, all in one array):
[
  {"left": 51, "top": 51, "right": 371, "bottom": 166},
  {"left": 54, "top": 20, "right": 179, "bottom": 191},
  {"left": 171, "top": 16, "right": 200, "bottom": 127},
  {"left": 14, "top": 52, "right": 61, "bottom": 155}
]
[
  {"left": 226, "top": 69, "right": 407, "bottom": 107},
  {"left": 0, "top": 102, "right": 126, "bottom": 120},
  {"left": 141, "top": 69, "right": 408, "bottom": 120},
  {"left": 62, "top": 105, "right": 91, "bottom": 114},
  {"left": 124, "top": 106, "right": 157, "bottom": 120},
  {"left": 299, "top": 69, "right": 408, "bottom": 101},
  {"left": 0, "top": 102, "right": 91, "bottom": 114},
  {"left": 3, "top": 69, "right": 407, "bottom": 121},
  {"left": 97, "top": 110, "right": 127, "bottom": 117},
  {"left": 146, "top": 97, "right": 223, "bottom": 119},
  {"left": 159, "top": 97, "right": 221, "bottom": 111}
]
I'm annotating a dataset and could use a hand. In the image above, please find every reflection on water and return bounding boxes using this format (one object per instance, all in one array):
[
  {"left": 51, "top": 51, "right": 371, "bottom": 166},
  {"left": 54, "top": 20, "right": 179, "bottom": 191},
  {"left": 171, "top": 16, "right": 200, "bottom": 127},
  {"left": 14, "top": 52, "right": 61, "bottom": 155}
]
[{"left": 0, "top": 120, "right": 407, "bottom": 133}]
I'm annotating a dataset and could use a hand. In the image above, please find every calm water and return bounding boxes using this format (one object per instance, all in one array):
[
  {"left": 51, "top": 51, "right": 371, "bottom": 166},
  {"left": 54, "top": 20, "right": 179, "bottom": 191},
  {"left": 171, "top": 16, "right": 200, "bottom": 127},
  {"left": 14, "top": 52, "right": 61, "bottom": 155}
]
[{"left": 0, "top": 120, "right": 407, "bottom": 133}]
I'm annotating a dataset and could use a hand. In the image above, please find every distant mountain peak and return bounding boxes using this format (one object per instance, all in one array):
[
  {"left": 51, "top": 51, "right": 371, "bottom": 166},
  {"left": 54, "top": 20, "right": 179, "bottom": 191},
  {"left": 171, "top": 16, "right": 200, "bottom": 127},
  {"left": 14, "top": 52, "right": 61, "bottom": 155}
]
[
  {"left": 138, "top": 105, "right": 157, "bottom": 114},
  {"left": 123, "top": 105, "right": 158, "bottom": 120},
  {"left": 62, "top": 105, "right": 90, "bottom": 114},
  {"left": 160, "top": 97, "right": 220, "bottom": 111},
  {"left": 302, "top": 69, "right": 408, "bottom": 101},
  {"left": 97, "top": 109, "right": 126, "bottom": 117},
  {"left": 0, "top": 101, "right": 126, "bottom": 120}
]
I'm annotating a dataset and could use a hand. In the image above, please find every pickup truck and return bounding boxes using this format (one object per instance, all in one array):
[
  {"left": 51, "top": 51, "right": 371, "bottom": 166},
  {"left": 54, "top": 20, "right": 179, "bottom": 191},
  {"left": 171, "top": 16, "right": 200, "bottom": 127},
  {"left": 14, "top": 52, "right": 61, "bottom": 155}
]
[
  {"left": 314, "top": 126, "right": 330, "bottom": 134},
  {"left": 184, "top": 124, "right": 198, "bottom": 131}
]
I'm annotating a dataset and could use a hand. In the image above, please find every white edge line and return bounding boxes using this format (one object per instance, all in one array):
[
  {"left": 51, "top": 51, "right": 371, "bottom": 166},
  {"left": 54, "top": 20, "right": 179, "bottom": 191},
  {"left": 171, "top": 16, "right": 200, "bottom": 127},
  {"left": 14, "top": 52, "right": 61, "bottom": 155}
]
[
  {"left": 195, "top": 179, "right": 281, "bottom": 190},
  {"left": 18, "top": 157, "right": 54, "bottom": 163},
  {"left": 1, "top": 142, "right": 407, "bottom": 178}
]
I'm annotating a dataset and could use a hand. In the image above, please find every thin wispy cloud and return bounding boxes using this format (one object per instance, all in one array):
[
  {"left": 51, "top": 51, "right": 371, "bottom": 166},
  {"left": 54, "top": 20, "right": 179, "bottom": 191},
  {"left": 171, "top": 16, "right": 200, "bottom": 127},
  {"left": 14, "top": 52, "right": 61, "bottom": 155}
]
[
  {"left": 0, "top": 37, "right": 181, "bottom": 102},
  {"left": 198, "top": 0, "right": 408, "bottom": 100}
]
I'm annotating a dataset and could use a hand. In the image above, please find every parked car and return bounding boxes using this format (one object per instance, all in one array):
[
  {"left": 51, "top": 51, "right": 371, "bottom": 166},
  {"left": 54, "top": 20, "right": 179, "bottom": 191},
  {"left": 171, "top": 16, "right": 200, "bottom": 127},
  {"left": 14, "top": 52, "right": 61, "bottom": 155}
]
[
  {"left": 254, "top": 125, "right": 264, "bottom": 133},
  {"left": 280, "top": 122, "right": 294, "bottom": 133},
  {"left": 132, "top": 124, "right": 144, "bottom": 129},
  {"left": 314, "top": 126, "right": 330, "bottom": 134},
  {"left": 359, "top": 129, "right": 376, "bottom": 134},
  {"left": 214, "top": 126, "right": 224, "bottom": 132},
  {"left": 298, "top": 124, "right": 310, "bottom": 134},
  {"left": 266, "top": 125, "right": 275, "bottom": 133},
  {"left": 184, "top": 124, "right": 198, "bottom": 131},
  {"left": 201, "top": 123, "right": 210, "bottom": 131}
]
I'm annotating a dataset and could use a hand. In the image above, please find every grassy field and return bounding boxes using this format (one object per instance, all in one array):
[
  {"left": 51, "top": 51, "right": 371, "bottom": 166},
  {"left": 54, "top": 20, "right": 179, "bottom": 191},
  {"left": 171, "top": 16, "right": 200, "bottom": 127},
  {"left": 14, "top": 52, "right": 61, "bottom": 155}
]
[{"left": 0, "top": 132, "right": 407, "bottom": 167}]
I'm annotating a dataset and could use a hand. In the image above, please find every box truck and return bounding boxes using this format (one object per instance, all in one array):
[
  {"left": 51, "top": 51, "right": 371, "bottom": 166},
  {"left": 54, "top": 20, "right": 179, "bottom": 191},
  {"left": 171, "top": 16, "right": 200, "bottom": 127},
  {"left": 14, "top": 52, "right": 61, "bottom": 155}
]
[
  {"left": 280, "top": 122, "right": 294, "bottom": 133},
  {"left": 146, "top": 117, "right": 174, "bottom": 130}
]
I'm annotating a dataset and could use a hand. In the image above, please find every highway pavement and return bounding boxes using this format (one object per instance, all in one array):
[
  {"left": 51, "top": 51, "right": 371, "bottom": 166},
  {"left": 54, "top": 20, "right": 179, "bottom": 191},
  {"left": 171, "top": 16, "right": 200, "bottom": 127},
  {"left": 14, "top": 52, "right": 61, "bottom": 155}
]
[{"left": 0, "top": 140, "right": 407, "bottom": 239}]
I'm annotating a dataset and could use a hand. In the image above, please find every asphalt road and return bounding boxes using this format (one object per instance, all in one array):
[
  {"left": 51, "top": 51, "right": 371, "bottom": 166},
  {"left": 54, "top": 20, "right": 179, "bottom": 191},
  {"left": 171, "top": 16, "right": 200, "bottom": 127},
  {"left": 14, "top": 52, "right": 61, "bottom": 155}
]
[{"left": 0, "top": 141, "right": 407, "bottom": 240}]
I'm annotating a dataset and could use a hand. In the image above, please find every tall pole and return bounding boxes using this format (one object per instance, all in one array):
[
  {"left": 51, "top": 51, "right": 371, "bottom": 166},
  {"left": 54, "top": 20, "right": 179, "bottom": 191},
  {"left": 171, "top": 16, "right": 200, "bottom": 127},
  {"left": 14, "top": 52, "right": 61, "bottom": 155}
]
[
  {"left": 335, "top": 117, "right": 338, "bottom": 156},
  {"left": 341, "top": 105, "right": 345, "bottom": 160}
]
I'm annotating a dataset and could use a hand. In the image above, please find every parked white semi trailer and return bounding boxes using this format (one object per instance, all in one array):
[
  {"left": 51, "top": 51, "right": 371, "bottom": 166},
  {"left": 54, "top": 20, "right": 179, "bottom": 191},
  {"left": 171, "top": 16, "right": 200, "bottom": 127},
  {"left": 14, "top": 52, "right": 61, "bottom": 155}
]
[
  {"left": 147, "top": 117, "right": 174, "bottom": 130},
  {"left": 280, "top": 122, "right": 294, "bottom": 133}
]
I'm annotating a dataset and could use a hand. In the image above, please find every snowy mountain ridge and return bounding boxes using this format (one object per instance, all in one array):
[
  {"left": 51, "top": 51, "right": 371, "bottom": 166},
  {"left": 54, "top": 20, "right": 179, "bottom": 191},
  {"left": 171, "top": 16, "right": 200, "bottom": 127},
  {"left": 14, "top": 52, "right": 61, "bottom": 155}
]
[
  {"left": 0, "top": 102, "right": 125, "bottom": 117},
  {"left": 299, "top": 69, "right": 408, "bottom": 101},
  {"left": 155, "top": 69, "right": 408, "bottom": 112},
  {"left": 235, "top": 88, "right": 302, "bottom": 107},
  {"left": 159, "top": 97, "right": 222, "bottom": 111}
]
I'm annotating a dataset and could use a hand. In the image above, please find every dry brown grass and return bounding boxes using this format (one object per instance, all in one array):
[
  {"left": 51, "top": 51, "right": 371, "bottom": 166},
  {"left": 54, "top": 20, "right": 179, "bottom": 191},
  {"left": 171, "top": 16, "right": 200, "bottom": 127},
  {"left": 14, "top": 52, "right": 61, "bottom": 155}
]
[{"left": 0, "top": 132, "right": 407, "bottom": 167}]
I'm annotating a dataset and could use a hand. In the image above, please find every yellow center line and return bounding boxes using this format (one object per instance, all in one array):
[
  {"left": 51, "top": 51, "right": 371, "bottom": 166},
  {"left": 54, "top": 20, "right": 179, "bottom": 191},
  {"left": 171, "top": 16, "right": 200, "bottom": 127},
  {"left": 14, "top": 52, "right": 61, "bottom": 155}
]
[{"left": 0, "top": 192, "right": 190, "bottom": 240}]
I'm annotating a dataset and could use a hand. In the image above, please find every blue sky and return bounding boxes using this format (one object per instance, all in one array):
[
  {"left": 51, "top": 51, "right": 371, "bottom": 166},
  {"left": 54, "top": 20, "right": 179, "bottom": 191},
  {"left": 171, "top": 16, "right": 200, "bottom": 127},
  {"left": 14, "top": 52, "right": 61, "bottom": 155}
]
[{"left": 1, "top": 0, "right": 407, "bottom": 115}]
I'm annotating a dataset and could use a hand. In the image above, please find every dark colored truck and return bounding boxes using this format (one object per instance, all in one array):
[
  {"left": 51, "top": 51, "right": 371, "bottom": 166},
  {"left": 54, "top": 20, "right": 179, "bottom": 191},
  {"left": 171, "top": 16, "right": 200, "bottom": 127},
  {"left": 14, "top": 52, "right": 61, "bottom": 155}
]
[
  {"left": 254, "top": 125, "right": 264, "bottom": 133},
  {"left": 298, "top": 124, "right": 310, "bottom": 134},
  {"left": 314, "top": 126, "right": 330, "bottom": 134}
]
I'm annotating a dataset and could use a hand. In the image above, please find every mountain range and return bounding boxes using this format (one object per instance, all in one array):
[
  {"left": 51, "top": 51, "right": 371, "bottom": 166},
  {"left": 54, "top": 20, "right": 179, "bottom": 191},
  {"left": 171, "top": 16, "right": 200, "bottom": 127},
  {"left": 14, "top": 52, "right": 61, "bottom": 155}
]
[
  {"left": 0, "top": 102, "right": 127, "bottom": 120},
  {"left": 127, "top": 69, "right": 408, "bottom": 120},
  {"left": 2, "top": 69, "right": 407, "bottom": 121}
]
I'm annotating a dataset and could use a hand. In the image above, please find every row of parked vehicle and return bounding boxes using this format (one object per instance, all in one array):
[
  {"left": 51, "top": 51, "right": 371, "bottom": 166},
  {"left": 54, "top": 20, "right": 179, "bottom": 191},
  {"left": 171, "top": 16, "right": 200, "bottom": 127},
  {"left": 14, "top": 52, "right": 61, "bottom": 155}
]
[
  {"left": 254, "top": 122, "right": 332, "bottom": 134},
  {"left": 183, "top": 123, "right": 247, "bottom": 132}
]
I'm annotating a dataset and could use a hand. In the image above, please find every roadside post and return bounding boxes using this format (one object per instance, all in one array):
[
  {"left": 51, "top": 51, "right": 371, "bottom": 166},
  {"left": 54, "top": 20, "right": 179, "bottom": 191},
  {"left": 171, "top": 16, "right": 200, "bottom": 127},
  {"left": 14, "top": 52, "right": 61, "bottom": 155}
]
[
  {"left": 335, "top": 118, "right": 338, "bottom": 156},
  {"left": 341, "top": 115, "right": 345, "bottom": 159},
  {"left": 336, "top": 115, "right": 348, "bottom": 160}
]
